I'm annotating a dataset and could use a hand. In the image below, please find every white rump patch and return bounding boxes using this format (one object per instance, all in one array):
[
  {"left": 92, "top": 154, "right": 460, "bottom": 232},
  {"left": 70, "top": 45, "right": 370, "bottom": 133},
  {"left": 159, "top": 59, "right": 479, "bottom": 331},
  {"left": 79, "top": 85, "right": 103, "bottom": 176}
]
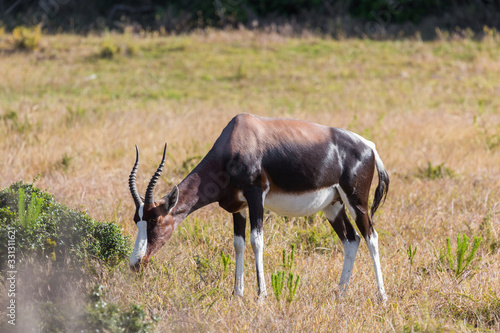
[
  {"left": 264, "top": 187, "right": 337, "bottom": 217},
  {"left": 345, "top": 129, "right": 385, "bottom": 173},
  {"left": 130, "top": 204, "right": 147, "bottom": 266}
]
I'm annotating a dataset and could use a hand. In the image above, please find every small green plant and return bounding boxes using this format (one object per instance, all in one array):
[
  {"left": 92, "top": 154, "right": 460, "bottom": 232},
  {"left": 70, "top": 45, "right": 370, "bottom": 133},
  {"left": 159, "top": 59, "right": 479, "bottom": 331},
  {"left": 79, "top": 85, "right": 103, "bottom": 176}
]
[
  {"left": 125, "top": 43, "right": 138, "bottom": 57},
  {"left": 286, "top": 272, "right": 300, "bottom": 302},
  {"left": 445, "top": 234, "right": 482, "bottom": 277},
  {"left": 17, "top": 187, "right": 43, "bottom": 228},
  {"left": 66, "top": 106, "right": 87, "bottom": 124},
  {"left": 100, "top": 39, "right": 120, "bottom": 59},
  {"left": 61, "top": 153, "right": 72, "bottom": 171},
  {"left": 407, "top": 244, "right": 417, "bottom": 267},
  {"left": 221, "top": 251, "right": 231, "bottom": 277},
  {"left": 234, "top": 62, "right": 247, "bottom": 80},
  {"left": 1, "top": 110, "right": 33, "bottom": 133},
  {"left": 12, "top": 25, "right": 42, "bottom": 51},
  {"left": 271, "top": 270, "right": 285, "bottom": 301},
  {"left": 418, "top": 162, "right": 454, "bottom": 179},
  {"left": 271, "top": 270, "right": 300, "bottom": 303},
  {"left": 282, "top": 243, "right": 295, "bottom": 269},
  {"left": 271, "top": 244, "right": 300, "bottom": 303}
]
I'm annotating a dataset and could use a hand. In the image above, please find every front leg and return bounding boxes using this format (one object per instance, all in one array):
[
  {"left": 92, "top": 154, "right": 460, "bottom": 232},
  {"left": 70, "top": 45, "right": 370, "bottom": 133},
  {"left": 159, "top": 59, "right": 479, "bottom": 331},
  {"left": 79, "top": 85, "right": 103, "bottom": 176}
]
[
  {"left": 244, "top": 187, "right": 267, "bottom": 297},
  {"left": 233, "top": 212, "right": 246, "bottom": 296}
]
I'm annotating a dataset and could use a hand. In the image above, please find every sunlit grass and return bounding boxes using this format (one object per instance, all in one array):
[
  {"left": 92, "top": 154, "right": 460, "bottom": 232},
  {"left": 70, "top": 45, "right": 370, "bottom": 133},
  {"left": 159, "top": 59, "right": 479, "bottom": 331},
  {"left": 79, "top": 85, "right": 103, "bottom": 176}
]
[{"left": 1, "top": 29, "right": 499, "bottom": 331}]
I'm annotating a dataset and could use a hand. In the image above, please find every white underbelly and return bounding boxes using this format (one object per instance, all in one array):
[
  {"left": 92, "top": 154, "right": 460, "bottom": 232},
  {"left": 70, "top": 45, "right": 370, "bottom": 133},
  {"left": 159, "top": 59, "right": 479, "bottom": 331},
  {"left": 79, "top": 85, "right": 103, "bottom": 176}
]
[{"left": 264, "top": 186, "right": 337, "bottom": 217}]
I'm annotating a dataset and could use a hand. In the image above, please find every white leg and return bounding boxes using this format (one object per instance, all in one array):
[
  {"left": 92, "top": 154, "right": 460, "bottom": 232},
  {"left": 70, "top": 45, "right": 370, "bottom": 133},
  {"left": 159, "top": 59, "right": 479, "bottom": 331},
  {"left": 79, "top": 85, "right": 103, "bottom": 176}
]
[
  {"left": 250, "top": 228, "right": 267, "bottom": 296},
  {"left": 339, "top": 234, "right": 360, "bottom": 296},
  {"left": 366, "top": 230, "right": 388, "bottom": 302},
  {"left": 323, "top": 201, "right": 361, "bottom": 297},
  {"left": 233, "top": 235, "right": 245, "bottom": 296}
]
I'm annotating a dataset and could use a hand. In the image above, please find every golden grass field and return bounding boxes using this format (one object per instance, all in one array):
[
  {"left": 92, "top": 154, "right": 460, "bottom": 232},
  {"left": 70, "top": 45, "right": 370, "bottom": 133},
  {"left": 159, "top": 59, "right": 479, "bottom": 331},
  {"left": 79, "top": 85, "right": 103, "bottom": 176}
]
[{"left": 1, "top": 29, "right": 500, "bottom": 331}]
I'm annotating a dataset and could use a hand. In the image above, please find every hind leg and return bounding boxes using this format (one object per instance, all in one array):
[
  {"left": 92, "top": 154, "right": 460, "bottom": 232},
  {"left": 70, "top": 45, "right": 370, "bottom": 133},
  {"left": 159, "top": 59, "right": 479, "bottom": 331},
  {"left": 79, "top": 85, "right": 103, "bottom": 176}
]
[
  {"left": 337, "top": 188, "right": 388, "bottom": 302},
  {"left": 323, "top": 201, "right": 361, "bottom": 296}
]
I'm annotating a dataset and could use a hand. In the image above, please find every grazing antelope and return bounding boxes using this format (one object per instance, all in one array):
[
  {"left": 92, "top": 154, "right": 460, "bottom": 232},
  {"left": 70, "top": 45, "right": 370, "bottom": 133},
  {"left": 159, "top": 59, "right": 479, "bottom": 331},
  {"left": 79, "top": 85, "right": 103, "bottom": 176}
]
[{"left": 128, "top": 113, "right": 389, "bottom": 301}]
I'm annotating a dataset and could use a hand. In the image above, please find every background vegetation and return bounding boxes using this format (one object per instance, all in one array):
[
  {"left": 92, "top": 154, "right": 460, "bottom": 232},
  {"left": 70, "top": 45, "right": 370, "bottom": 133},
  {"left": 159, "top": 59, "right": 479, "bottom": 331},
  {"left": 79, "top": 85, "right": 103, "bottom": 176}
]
[
  {"left": 1, "top": 0, "right": 499, "bottom": 38},
  {"left": 0, "top": 27, "right": 499, "bottom": 331}
]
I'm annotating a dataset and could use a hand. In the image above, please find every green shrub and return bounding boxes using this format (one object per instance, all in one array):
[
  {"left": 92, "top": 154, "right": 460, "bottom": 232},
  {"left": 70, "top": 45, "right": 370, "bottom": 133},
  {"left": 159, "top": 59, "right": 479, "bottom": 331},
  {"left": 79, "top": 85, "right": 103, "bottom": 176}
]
[
  {"left": 100, "top": 39, "right": 120, "bottom": 59},
  {"left": 417, "top": 162, "right": 455, "bottom": 179},
  {"left": 12, "top": 25, "right": 42, "bottom": 51},
  {"left": 31, "top": 285, "right": 158, "bottom": 333},
  {"left": 125, "top": 43, "right": 138, "bottom": 57},
  {"left": 0, "top": 181, "right": 131, "bottom": 269},
  {"left": 77, "top": 285, "right": 157, "bottom": 333}
]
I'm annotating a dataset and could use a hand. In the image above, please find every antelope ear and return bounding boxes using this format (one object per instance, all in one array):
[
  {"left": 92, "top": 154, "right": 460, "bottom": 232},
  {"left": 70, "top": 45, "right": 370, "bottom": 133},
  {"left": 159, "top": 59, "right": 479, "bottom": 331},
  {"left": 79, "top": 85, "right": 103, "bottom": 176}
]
[{"left": 164, "top": 186, "right": 179, "bottom": 214}]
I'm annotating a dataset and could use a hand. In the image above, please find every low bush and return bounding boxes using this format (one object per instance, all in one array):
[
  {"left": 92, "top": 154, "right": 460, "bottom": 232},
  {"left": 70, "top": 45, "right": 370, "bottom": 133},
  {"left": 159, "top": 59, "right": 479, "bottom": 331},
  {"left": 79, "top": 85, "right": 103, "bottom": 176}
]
[
  {"left": 100, "top": 39, "right": 120, "bottom": 59},
  {"left": 76, "top": 285, "right": 158, "bottom": 333},
  {"left": 12, "top": 25, "right": 42, "bottom": 51},
  {"left": 0, "top": 181, "right": 131, "bottom": 269}
]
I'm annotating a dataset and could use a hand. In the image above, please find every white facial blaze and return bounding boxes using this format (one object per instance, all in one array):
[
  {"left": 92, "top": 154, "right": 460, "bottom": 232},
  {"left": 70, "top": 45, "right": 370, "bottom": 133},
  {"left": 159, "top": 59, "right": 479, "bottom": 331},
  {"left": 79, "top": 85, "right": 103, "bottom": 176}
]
[{"left": 130, "top": 204, "right": 147, "bottom": 266}]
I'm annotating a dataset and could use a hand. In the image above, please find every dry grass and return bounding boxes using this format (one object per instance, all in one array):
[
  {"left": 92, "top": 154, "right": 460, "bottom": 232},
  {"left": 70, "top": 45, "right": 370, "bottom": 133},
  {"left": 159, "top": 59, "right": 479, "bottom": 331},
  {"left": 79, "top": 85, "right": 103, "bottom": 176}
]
[{"left": 1, "top": 29, "right": 500, "bottom": 331}]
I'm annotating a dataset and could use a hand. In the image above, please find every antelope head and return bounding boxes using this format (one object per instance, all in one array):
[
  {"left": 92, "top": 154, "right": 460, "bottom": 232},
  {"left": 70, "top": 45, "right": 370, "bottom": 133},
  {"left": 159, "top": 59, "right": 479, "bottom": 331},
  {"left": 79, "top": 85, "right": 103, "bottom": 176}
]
[{"left": 128, "top": 144, "right": 179, "bottom": 271}]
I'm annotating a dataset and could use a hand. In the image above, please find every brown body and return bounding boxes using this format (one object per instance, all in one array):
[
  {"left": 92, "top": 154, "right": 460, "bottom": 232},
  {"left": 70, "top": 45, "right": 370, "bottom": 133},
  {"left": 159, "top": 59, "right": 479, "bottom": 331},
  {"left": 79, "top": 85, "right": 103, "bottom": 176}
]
[{"left": 129, "top": 113, "right": 389, "bottom": 300}]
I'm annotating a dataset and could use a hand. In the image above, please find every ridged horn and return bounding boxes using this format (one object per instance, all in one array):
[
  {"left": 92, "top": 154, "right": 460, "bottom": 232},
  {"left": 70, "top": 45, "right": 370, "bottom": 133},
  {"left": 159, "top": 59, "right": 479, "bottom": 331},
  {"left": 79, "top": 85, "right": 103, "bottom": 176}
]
[
  {"left": 129, "top": 145, "right": 143, "bottom": 208},
  {"left": 145, "top": 143, "right": 167, "bottom": 205}
]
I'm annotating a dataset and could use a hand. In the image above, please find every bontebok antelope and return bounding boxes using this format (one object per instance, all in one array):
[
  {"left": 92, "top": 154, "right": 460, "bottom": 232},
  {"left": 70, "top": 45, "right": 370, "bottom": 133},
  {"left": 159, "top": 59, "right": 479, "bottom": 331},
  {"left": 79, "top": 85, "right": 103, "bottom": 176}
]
[{"left": 128, "top": 113, "right": 389, "bottom": 301}]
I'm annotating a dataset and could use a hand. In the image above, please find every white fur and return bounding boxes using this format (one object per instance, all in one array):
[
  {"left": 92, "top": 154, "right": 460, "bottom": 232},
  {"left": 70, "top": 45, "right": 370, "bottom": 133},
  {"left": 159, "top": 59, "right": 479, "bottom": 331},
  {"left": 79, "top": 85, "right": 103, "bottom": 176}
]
[
  {"left": 323, "top": 201, "right": 361, "bottom": 296},
  {"left": 250, "top": 229, "right": 266, "bottom": 296},
  {"left": 345, "top": 130, "right": 385, "bottom": 174},
  {"left": 264, "top": 186, "right": 338, "bottom": 217},
  {"left": 130, "top": 204, "right": 147, "bottom": 266},
  {"left": 262, "top": 180, "right": 270, "bottom": 206},
  {"left": 337, "top": 187, "right": 357, "bottom": 220},
  {"left": 339, "top": 235, "right": 361, "bottom": 296},
  {"left": 322, "top": 200, "right": 343, "bottom": 221},
  {"left": 366, "top": 230, "right": 387, "bottom": 302},
  {"left": 233, "top": 235, "right": 245, "bottom": 296}
]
